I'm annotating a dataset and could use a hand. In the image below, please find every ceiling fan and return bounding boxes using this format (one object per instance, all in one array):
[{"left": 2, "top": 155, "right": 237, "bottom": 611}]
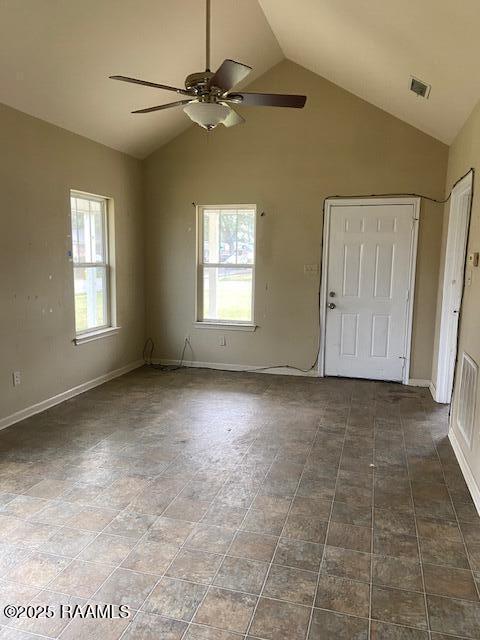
[{"left": 110, "top": 0, "right": 307, "bottom": 130}]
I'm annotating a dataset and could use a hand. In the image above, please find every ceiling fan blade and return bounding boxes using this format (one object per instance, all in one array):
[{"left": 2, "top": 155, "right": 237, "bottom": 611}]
[
  {"left": 209, "top": 59, "right": 252, "bottom": 92},
  {"left": 132, "top": 99, "right": 193, "bottom": 114},
  {"left": 110, "top": 75, "right": 191, "bottom": 96},
  {"left": 226, "top": 92, "right": 307, "bottom": 108},
  {"left": 220, "top": 105, "right": 245, "bottom": 128}
]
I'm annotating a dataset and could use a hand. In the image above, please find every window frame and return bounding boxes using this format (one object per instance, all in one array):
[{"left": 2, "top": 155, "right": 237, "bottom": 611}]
[
  {"left": 70, "top": 190, "right": 117, "bottom": 342},
  {"left": 196, "top": 204, "right": 257, "bottom": 329}
]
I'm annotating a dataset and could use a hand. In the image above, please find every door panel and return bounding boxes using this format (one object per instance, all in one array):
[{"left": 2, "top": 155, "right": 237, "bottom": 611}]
[
  {"left": 342, "top": 244, "right": 363, "bottom": 297},
  {"left": 324, "top": 203, "right": 415, "bottom": 382},
  {"left": 340, "top": 313, "right": 359, "bottom": 357},
  {"left": 371, "top": 314, "right": 390, "bottom": 358},
  {"left": 374, "top": 244, "right": 394, "bottom": 298}
]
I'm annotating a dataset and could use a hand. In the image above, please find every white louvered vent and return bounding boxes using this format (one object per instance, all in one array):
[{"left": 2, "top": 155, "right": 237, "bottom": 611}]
[
  {"left": 409, "top": 76, "right": 431, "bottom": 99},
  {"left": 457, "top": 352, "right": 478, "bottom": 449}
]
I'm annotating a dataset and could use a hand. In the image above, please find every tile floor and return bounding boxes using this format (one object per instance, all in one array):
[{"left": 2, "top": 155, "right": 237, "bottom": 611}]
[{"left": 0, "top": 367, "right": 479, "bottom": 639}]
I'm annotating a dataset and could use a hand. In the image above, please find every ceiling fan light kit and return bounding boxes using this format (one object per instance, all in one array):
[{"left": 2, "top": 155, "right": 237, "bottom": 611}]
[
  {"left": 183, "top": 101, "right": 230, "bottom": 129},
  {"left": 110, "top": 0, "right": 306, "bottom": 131}
]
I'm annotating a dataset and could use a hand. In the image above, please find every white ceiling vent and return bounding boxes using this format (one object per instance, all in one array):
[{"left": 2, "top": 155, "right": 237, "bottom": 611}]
[{"left": 409, "top": 76, "right": 431, "bottom": 99}]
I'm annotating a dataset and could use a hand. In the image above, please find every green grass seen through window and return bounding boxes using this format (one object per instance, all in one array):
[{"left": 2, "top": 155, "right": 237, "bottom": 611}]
[{"left": 74, "top": 293, "right": 106, "bottom": 332}]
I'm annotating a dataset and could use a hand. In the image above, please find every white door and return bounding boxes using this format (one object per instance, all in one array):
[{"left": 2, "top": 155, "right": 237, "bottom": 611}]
[
  {"left": 434, "top": 173, "right": 472, "bottom": 403},
  {"left": 323, "top": 200, "right": 418, "bottom": 382}
]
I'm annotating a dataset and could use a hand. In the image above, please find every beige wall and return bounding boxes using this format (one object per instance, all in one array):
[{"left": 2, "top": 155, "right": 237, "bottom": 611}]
[
  {"left": 441, "top": 99, "right": 480, "bottom": 494},
  {"left": 0, "top": 103, "right": 144, "bottom": 421},
  {"left": 0, "top": 59, "right": 452, "bottom": 426},
  {"left": 144, "top": 60, "right": 448, "bottom": 379}
]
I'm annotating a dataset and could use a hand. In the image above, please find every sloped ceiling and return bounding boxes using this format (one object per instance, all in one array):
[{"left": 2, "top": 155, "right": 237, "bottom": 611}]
[
  {"left": 0, "top": 0, "right": 282, "bottom": 158},
  {"left": 259, "top": 0, "right": 480, "bottom": 145},
  {"left": 1, "top": 1, "right": 479, "bottom": 158}
]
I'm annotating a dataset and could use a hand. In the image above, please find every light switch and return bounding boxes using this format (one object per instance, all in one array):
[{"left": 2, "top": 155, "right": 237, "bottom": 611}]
[{"left": 304, "top": 264, "right": 319, "bottom": 274}]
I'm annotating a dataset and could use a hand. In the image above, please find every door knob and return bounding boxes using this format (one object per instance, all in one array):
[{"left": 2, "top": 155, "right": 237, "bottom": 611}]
[{"left": 328, "top": 302, "right": 336, "bottom": 309}]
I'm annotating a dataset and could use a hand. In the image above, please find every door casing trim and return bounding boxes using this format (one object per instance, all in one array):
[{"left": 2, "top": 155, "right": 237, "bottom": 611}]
[{"left": 318, "top": 197, "right": 421, "bottom": 384}]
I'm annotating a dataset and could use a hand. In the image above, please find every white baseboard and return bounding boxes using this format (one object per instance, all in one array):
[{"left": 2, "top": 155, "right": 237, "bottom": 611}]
[
  {"left": 156, "top": 359, "right": 319, "bottom": 377},
  {"left": 408, "top": 379, "right": 437, "bottom": 401},
  {"left": 407, "top": 378, "right": 431, "bottom": 387},
  {"left": 449, "top": 429, "right": 480, "bottom": 516},
  {"left": 0, "top": 360, "right": 143, "bottom": 431}
]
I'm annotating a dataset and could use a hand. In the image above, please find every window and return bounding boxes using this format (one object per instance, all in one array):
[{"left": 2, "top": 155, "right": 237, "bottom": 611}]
[
  {"left": 197, "top": 205, "right": 256, "bottom": 326},
  {"left": 70, "top": 192, "right": 113, "bottom": 337}
]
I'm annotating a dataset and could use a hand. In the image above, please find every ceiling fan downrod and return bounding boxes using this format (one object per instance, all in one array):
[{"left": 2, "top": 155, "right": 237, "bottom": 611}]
[{"left": 206, "top": 0, "right": 211, "bottom": 72}]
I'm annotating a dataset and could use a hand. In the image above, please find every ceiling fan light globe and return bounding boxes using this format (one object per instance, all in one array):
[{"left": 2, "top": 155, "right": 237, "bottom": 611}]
[{"left": 183, "top": 101, "right": 230, "bottom": 129}]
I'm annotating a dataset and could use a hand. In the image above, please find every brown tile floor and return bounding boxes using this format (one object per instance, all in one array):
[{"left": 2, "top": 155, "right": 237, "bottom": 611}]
[{"left": 0, "top": 367, "right": 479, "bottom": 639}]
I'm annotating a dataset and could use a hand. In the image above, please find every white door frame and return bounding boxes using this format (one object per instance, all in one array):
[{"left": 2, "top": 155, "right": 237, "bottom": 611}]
[
  {"left": 434, "top": 172, "right": 473, "bottom": 403},
  {"left": 318, "top": 197, "right": 420, "bottom": 384}
]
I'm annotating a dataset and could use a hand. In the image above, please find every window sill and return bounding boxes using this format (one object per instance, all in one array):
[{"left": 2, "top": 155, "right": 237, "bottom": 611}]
[
  {"left": 74, "top": 327, "right": 121, "bottom": 345},
  {"left": 193, "top": 321, "right": 257, "bottom": 332}
]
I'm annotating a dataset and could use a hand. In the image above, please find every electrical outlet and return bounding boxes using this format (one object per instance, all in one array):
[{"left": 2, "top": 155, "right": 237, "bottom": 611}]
[
  {"left": 220, "top": 336, "right": 226, "bottom": 347},
  {"left": 12, "top": 371, "right": 21, "bottom": 387}
]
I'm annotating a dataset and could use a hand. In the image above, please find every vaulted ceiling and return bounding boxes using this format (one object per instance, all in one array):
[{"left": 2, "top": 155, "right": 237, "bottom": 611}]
[
  {"left": 259, "top": 0, "right": 480, "bottom": 146},
  {"left": 1, "top": 0, "right": 479, "bottom": 158},
  {"left": 0, "top": 0, "right": 282, "bottom": 158}
]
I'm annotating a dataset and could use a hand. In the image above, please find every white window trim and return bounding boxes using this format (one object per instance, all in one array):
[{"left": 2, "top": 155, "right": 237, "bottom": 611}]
[
  {"left": 193, "top": 321, "right": 256, "bottom": 332},
  {"left": 196, "top": 204, "right": 257, "bottom": 328},
  {"left": 74, "top": 326, "right": 122, "bottom": 345},
  {"left": 70, "top": 190, "right": 118, "bottom": 344}
]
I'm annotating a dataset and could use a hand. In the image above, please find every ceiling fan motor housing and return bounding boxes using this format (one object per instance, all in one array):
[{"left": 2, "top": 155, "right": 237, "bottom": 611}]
[{"left": 185, "top": 71, "right": 213, "bottom": 93}]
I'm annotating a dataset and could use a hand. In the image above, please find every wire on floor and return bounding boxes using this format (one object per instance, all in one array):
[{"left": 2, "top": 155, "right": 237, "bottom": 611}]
[{"left": 143, "top": 337, "right": 190, "bottom": 371}]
